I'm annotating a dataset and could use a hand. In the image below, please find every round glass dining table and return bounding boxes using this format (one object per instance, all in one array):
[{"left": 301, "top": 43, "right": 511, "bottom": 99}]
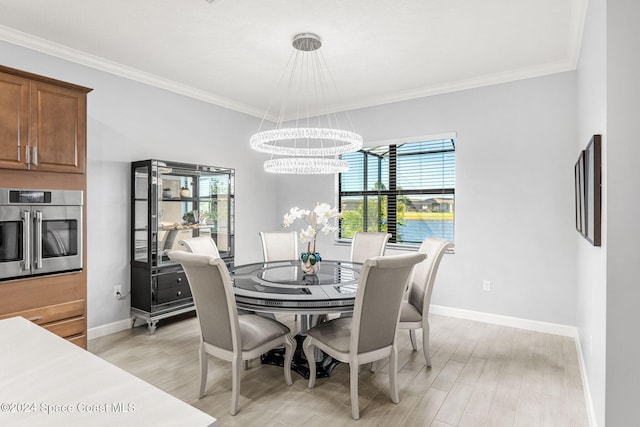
[
  {"left": 230, "top": 259, "right": 362, "bottom": 378},
  {"left": 231, "top": 259, "right": 362, "bottom": 317}
]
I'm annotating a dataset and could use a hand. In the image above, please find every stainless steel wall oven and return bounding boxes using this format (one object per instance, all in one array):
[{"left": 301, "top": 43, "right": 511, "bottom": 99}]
[{"left": 0, "top": 188, "right": 83, "bottom": 281}]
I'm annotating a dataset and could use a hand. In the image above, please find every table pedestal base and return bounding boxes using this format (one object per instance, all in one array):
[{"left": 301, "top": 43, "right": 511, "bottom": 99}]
[{"left": 260, "top": 334, "right": 341, "bottom": 379}]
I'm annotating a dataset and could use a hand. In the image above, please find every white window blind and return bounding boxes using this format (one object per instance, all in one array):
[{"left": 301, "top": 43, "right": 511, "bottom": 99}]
[{"left": 339, "top": 138, "right": 455, "bottom": 245}]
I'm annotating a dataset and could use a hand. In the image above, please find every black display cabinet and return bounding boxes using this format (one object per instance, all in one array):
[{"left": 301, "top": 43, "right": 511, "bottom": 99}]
[{"left": 130, "top": 159, "right": 234, "bottom": 333}]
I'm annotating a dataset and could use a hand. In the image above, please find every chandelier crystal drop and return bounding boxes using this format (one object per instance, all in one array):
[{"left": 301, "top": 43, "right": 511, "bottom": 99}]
[
  {"left": 250, "top": 128, "right": 363, "bottom": 157},
  {"left": 264, "top": 157, "right": 349, "bottom": 175},
  {"left": 250, "top": 32, "right": 362, "bottom": 175}
]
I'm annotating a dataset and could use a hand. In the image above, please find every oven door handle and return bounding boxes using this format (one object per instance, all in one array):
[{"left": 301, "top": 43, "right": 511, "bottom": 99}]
[
  {"left": 21, "top": 210, "right": 31, "bottom": 272},
  {"left": 34, "top": 210, "right": 43, "bottom": 269}
]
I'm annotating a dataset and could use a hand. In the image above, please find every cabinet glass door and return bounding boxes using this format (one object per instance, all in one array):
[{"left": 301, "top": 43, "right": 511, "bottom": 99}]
[
  {"left": 133, "top": 165, "right": 149, "bottom": 263},
  {"left": 157, "top": 167, "right": 197, "bottom": 266},
  {"left": 198, "top": 171, "right": 234, "bottom": 260}
]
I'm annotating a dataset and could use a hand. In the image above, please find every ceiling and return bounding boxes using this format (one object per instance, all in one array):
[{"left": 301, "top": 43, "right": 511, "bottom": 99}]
[{"left": 0, "top": 0, "right": 587, "bottom": 120}]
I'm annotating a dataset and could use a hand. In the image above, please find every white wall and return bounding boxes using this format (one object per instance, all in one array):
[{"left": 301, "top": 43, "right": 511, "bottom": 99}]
[
  {"left": 575, "top": 1, "right": 640, "bottom": 425},
  {"left": 606, "top": 0, "right": 640, "bottom": 425},
  {"left": 575, "top": 0, "right": 607, "bottom": 424},
  {"left": 276, "top": 72, "right": 579, "bottom": 326},
  {"left": 0, "top": 36, "right": 580, "bottom": 336},
  {"left": 0, "top": 40, "right": 279, "bottom": 329}
]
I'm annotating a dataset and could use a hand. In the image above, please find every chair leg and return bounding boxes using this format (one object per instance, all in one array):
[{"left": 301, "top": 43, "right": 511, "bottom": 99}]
[
  {"left": 302, "top": 336, "right": 316, "bottom": 388},
  {"left": 198, "top": 343, "right": 208, "bottom": 399},
  {"left": 350, "top": 362, "right": 360, "bottom": 420},
  {"left": 409, "top": 328, "right": 417, "bottom": 351},
  {"left": 389, "top": 345, "right": 400, "bottom": 404},
  {"left": 422, "top": 322, "right": 431, "bottom": 367},
  {"left": 231, "top": 358, "right": 241, "bottom": 415},
  {"left": 283, "top": 334, "right": 295, "bottom": 386}
]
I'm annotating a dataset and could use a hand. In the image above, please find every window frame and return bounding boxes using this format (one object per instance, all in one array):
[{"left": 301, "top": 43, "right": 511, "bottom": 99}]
[{"left": 335, "top": 133, "right": 456, "bottom": 248}]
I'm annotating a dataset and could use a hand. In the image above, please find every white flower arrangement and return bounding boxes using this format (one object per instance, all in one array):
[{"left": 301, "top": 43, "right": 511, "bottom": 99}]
[{"left": 282, "top": 202, "right": 342, "bottom": 257}]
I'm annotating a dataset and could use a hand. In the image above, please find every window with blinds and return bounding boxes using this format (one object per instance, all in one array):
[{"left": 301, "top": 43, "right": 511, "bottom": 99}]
[{"left": 338, "top": 137, "right": 455, "bottom": 245}]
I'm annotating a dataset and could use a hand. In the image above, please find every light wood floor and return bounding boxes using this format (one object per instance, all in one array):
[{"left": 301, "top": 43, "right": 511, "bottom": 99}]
[{"left": 88, "top": 313, "right": 589, "bottom": 426}]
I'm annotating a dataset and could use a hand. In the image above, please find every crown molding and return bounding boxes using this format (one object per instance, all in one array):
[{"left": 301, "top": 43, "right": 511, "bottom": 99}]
[
  {"left": 0, "top": 19, "right": 583, "bottom": 122},
  {"left": 0, "top": 25, "right": 265, "bottom": 118},
  {"left": 335, "top": 59, "right": 578, "bottom": 115}
]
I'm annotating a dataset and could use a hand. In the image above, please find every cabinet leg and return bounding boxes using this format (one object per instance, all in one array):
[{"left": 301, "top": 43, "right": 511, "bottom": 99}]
[{"left": 146, "top": 320, "right": 158, "bottom": 335}]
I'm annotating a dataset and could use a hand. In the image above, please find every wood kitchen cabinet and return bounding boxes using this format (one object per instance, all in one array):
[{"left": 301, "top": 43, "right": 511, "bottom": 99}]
[
  {"left": 0, "top": 65, "right": 91, "bottom": 174},
  {"left": 0, "top": 65, "right": 90, "bottom": 348},
  {"left": 0, "top": 273, "right": 87, "bottom": 347}
]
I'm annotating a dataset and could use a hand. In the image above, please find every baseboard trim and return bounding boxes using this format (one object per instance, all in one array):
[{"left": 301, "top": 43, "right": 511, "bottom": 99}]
[
  {"left": 89, "top": 305, "right": 579, "bottom": 340},
  {"left": 88, "top": 318, "right": 131, "bottom": 340},
  {"left": 574, "top": 335, "right": 597, "bottom": 427},
  {"left": 429, "top": 305, "right": 578, "bottom": 337}
]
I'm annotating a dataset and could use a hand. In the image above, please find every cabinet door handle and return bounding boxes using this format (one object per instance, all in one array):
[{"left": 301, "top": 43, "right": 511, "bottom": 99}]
[
  {"left": 25, "top": 146, "right": 31, "bottom": 164},
  {"left": 176, "top": 291, "right": 182, "bottom": 296},
  {"left": 177, "top": 277, "right": 182, "bottom": 282},
  {"left": 26, "top": 316, "right": 44, "bottom": 322},
  {"left": 31, "top": 146, "right": 38, "bottom": 166}
]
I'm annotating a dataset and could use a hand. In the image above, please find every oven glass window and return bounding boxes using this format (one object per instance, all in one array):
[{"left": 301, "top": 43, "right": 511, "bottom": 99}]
[
  {"left": 42, "top": 220, "right": 78, "bottom": 258},
  {"left": 0, "top": 221, "right": 23, "bottom": 262}
]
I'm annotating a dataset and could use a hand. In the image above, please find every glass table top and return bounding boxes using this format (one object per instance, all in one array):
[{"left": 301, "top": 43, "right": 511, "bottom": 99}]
[{"left": 231, "top": 260, "right": 361, "bottom": 313}]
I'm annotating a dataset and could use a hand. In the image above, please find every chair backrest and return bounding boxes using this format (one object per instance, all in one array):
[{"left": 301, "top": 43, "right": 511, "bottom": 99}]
[
  {"left": 351, "top": 252, "right": 426, "bottom": 354},
  {"left": 167, "top": 251, "right": 238, "bottom": 353},
  {"left": 350, "top": 232, "right": 391, "bottom": 264},
  {"left": 408, "top": 237, "right": 454, "bottom": 316},
  {"left": 259, "top": 231, "right": 299, "bottom": 262},
  {"left": 179, "top": 236, "right": 221, "bottom": 258}
]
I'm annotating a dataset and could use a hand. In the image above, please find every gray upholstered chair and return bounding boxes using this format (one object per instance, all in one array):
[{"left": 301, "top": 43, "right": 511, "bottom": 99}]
[
  {"left": 339, "top": 231, "right": 392, "bottom": 319},
  {"left": 350, "top": 231, "right": 391, "bottom": 263},
  {"left": 398, "top": 237, "right": 454, "bottom": 367},
  {"left": 258, "top": 231, "right": 299, "bottom": 318},
  {"left": 259, "top": 231, "right": 301, "bottom": 321},
  {"left": 259, "top": 231, "right": 299, "bottom": 262},
  {"left": 178, "top": 236, "right": 221, "bottom": 258},
  {"left": 180, "top": 235, "right": 251, "bottom": 320},
  {"left": 167, "top": 251, "right": 296, "bottom": 416},
  {"left": 302, "top": 252, "right": 426, "bottom": 420}
]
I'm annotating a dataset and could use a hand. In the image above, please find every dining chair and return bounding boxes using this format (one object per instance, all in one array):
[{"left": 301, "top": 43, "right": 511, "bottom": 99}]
[
  {"left": 259, "top": 231, "right": 299, "bottom": 262},
  {"left": 339, "top": 231, "right": 392, "bottom": 319},
  {"left": 350, "top": 231, "right": 391, "bottom": 263},
  {"left": 302, "top": 252, "right": 426, "bottom": 420},
  {"left": 398, "top": 237, "right": 454, "bottom": 367},
  {"left": 259, "top": 230, "right": 301, "bottom": 321},
  {"left": 179, "top": 235, "right": 248, "bottom": 318},
  {"left": 178, "top": 236, "right": 221, "bottom": 258},
  {"left": 167, "top": 251, "right": 296, "bottom": 416}
]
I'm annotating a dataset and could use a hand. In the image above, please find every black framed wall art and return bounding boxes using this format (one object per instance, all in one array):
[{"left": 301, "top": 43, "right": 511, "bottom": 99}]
[
  {"left": 576, "top": 134, "right": 601, "bottom": 246},
  {"left": 575, "top": 150, "right": 585, "bottom": 235}
]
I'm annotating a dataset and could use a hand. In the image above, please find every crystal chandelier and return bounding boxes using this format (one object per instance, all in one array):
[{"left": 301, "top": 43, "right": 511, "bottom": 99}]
[{"left": 250, "top": 33, "right": 363, "bottom": 174}]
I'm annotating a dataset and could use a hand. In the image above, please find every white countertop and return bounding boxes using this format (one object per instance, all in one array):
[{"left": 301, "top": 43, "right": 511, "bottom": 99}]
[{"left": 0, "top": 316, "right": 216, "bottom": 426}]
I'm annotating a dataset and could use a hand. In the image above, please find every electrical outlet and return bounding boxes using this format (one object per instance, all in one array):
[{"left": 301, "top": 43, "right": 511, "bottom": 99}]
[
  {"left": 114, "top": 285, "right": 122, "bottom": 298},
  {"left": 482, "top": 280, "right": 491, "bottom": 291}
]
